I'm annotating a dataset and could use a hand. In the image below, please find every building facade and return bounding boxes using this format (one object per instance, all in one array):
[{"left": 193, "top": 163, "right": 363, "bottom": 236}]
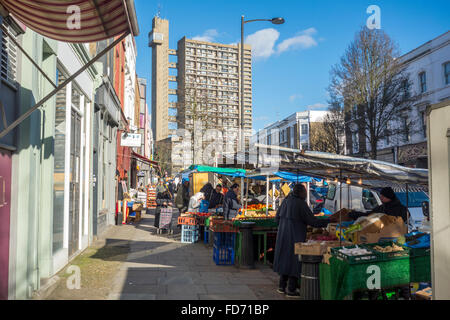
[
  {"left": 149, "top": 16, "right": 253, "bottom": 174},
  {"left": 345, "top": 31, "right": 450, "bottom": 168},
  {"left": 253, "top": 111, "right": 329, "bottom": 151}
]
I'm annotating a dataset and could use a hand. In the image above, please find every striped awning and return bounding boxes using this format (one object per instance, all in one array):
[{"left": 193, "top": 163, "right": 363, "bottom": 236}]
[{"left": 0, "top": 0, "right": 139, "bottom": 43}]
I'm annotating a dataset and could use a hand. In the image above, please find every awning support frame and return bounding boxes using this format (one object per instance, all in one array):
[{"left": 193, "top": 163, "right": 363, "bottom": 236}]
[{"left": 0, "top": 31, "right": 130, "bottom": 139}]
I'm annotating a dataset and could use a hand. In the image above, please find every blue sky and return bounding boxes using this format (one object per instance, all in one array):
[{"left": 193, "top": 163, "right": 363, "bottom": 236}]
[{"left": 134, "top": 0, "right": 450, "bottom": 132}]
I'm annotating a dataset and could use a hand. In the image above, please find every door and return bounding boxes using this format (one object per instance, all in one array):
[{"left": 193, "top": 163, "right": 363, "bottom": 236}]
[
  {"left": 0, "top": 149, "right": 12, "bottom": 300},
  {"left": 68, "top": 111, "right": 81, "bottom": 257}
]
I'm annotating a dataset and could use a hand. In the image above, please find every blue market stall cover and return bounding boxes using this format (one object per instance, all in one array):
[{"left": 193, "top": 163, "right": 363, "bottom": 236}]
[{"left": 246, "top": 171, "right": 321, "bottom": 183}]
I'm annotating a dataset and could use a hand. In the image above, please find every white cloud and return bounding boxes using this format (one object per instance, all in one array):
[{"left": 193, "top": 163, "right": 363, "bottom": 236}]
[
  {"left": 276, "top": 28, "right": 318, "bottom": 54},
  {"left": 192, "top": 29, "right": 219, "bottom": 42},
  {"left": 245, "top": 28, "right": 280, "bottom": 59}
]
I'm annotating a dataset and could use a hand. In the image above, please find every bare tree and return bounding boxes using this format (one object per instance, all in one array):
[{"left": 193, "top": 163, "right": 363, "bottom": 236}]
[{"left": 328, "top": 27, "right": 417, "bottom": 159}]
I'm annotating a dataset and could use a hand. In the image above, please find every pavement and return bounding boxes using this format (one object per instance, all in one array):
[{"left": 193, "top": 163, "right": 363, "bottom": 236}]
[{"left": 106, "top": 210, "right": 288, "bottom": 300}]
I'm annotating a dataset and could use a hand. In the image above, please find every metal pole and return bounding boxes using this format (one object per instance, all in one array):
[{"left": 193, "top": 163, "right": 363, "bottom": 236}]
[
  {"left": 245, "top": 177, "right": 249, "bottom": 212},
  {"left": 240, "top": 15, "right": 245, "bottom": 153},
  {"left": 0, "top": 31, "right": 130, "bottom": 139},
  {"left": 307, "top": 182, "right": 310, "bottom": 209},
  {"left": 406, "top": 183, "right": 410, "bottom": 232},
  {"left": 272, "top": 183, "right": 276, "bottom": 210},
  {"left": 339, "top": 170, "right": 342, "bottom": 246},
  {"left": 266, "top": 176, "right": 269, "bottom": 216}
]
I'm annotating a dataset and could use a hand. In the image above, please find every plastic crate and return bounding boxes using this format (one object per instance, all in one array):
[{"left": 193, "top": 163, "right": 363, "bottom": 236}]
[
  {"left": 364, "top": 242, "right": 410, "bottom": 261},
  {"left": 181, "top": 225, "right": 199, "bottom": 243},
  {"left": 331, "top": 245, "right": 380, "bottom": 264},
  {"left": 178, "top": 216, "right": 197, "bottom": 226},
  {"left": 214, "top": 232, "right": 236, "bottom": 249},
  {"left": 213, "top": 247, "right": 235, "bottom": 265}
]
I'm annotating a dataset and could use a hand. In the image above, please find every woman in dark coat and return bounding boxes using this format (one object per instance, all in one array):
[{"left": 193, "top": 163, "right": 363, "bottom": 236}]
[{"left": 273, "top": 184, "right": 334, "bottom": 298}]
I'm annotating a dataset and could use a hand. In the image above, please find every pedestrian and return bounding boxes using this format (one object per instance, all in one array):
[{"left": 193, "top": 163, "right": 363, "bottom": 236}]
[
  {"left": 223, "top": 183, "right": 241, "bottom": 220},
  {"left": 273, "top": 184, "right": 336, "bottom": 298},
  {"left": 200, "top": 182, "right": 213, "bottom": 202},
  {"left": 156, "top": 178, "right": 168, "bottom": 195},
  {"left": 209, "top": 184, "right": 225, "bottom": 209},
  {"left": 175, "top": 178, "right": 190, "bottom": 213},
  {"left": 349, "top": 187, "right": 408, "bottom": 223}
]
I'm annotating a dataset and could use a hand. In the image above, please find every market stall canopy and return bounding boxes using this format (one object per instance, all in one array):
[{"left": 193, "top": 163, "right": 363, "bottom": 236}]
[
  {"left": 186, "top": 165, "right": 246, "bottom": 178},
  {"left": 131, "top": 151, "right": 159, "bottom": 167},
  {"left": 246, "top": 169, "right": 321, "bottom": 183},
  {"left": 224, "top": 145, "right": 429, "bottom": 187},
  {"left": 0, "top": 0, "right": 139, "bottom": 42}
]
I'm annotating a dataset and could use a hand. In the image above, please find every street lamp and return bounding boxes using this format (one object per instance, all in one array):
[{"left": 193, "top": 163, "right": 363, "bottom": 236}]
[{"left": 240, "top": 16, "right": 285, "bottom": 153}]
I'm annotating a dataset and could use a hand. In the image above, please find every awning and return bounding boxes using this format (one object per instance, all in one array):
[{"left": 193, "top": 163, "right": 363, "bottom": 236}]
[
  {"left": 0, "top": 0, "right": 139, "bottom": 42},
  {"left": 223, "top": 145, "right": 429, "bottom": 188},
  {"left": 187, "top": 165, "right": 247, "bottom": 178},
  {"left": 131, "top": 151, "right": 159, "bottom": 167},
  {"left": 0, "top": 0, "right": 139, "bottom": 140}
]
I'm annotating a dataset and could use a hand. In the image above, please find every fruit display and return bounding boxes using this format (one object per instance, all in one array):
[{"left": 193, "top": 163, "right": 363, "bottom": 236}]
[{"left": 372, "top": 243, "right": 404, "bottom": 253}]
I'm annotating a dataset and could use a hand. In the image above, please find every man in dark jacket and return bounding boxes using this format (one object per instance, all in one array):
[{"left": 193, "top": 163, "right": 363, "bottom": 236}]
[
  {"left": 209, "top": 184, "right": 224, "bottom": 209},
  {"left": 273, "top": 184, "right": 335, "bottom": 298},
  {"left": 349, "top": 187, "right": 408, "bottom": 223},
  {"left": 175, "top": 179, "right": 190, "bottom": 213},
  {"left": 200, "top": 183, "right": 214, "bottom": 203},
  {"left": 223, "top": 183, "right": 241, "bottom": 220}
]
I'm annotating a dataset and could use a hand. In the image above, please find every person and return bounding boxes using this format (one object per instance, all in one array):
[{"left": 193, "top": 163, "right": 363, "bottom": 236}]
[
  {"left": 219, "top": 177, "right": 228, "bottom": 195},
  {"left": 188, "top": 192, "right": 205, "bottom": 212},
  {"left": 273, "top": 184, "right": 336, "bottom": 298},
  {"left": 209, "top": 184, "right": 225, "bottom": 209},
  {"left": 156, "top": 178, "right": 168, "bottom": 195},
  {"left": 349, "top": 187, "right": 408, "bottom": 223},
  {"left": 223, "top": 183, "right": 241, "bottom": 220},
  {"left": 200, "top": 182, "right": 214, "bottom": 203},
  {"left": 154, "top": 190, "right": 173, "bottom": 228},
  {"left": 175, "top": 178, "right": 190, "bottom": 213}
]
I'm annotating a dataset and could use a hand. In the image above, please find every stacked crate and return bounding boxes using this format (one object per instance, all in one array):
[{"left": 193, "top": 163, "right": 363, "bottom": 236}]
[
  {"left": 147, "top": 186, "right": 157, "bottom": 209},
  {"left": 178, "top": 216, "right": 199, "bottom": 243}
]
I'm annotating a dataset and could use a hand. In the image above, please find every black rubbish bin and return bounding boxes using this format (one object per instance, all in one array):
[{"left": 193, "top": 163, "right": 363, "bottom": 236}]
[
  {"left": 240, "top": 222, "right": 255, "bottom": 269},
  {"left": 299, "top": 254, "right": 323, "bottom": 300}
]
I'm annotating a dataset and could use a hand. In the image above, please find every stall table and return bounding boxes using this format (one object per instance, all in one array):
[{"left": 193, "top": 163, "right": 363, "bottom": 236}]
[{"left": 319, "top": 255, "right": 411, "bottom": 300}]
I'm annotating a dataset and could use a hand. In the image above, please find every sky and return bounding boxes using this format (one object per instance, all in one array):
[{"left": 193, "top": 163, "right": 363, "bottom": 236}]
[{"left": 134, "top": 0, "right": 450, "bottom": 132}]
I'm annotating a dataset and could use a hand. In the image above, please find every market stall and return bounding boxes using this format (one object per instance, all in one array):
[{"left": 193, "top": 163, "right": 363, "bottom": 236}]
[{"left": 224, "top": 148, "right": 430, "bottom": 299}]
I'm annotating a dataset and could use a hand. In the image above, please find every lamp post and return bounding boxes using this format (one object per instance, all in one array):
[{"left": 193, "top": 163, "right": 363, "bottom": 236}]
[{"left": 240, "top": 16, "right": 285, "bottom": 153}]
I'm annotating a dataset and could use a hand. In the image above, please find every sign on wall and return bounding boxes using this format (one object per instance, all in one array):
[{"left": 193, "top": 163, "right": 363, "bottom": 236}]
[{"left": 120, "top": 133, "right": 141, "bottom": 147}]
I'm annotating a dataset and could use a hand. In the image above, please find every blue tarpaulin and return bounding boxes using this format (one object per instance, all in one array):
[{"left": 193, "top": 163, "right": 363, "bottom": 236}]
[{"left": 246, "top": 171, "right": 321, "bottom": 183}]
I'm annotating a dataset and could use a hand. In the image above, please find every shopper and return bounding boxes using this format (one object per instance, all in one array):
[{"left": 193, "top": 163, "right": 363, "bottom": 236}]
[
  {"left": 156, "top": 178, "right": 168, "bottom": 195},
  {"left": 273, "top": 184, "right": 335, "bottom": 298},
  {"left": 223, "top": 183, "right": 241, "bottom": 220},
  {"left": 349, "top": 187, "right": 408, "bottom": 223},
  {"left": 175, "top": 178, "right": 190, "bottom": 213},
  {"left": 209, "top": 184, "right": 225, "bottom": 209},
  {"left": 188, "top": 192, "right": 205, "bottom": 212}
]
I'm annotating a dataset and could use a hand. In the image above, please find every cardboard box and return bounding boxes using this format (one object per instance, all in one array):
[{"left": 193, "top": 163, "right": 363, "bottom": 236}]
[
  {"left": 295, "top": 241, "right": 352, "bottom": 256},
  {"left": 352, "top": 216, "right": 407, "bottom": 244},
  {"left": 415, "top": 287, "right": 432, "bottom": 300}
]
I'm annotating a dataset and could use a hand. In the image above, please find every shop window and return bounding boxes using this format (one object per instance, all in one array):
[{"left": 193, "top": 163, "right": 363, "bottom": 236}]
[{"left": 0, "top": 20, "right": 18, "bottom": 84}]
